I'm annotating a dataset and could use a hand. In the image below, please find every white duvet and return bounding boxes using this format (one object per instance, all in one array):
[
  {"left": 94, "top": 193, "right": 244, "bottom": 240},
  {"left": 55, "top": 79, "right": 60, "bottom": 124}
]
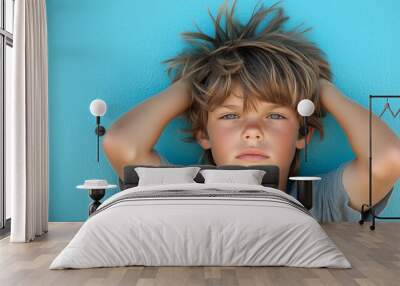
[{"left": 49, "top": 183, "right": 351, "bottom": 269}]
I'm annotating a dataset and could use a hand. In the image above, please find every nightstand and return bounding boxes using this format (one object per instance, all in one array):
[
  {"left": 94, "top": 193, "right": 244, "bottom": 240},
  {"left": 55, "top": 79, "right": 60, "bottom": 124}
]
[
  {"left": 289, "top": 176, "right": 321, "bottom": 210},
  {"left": 77, "top": 179, "right": 117, "bottom": 215}
]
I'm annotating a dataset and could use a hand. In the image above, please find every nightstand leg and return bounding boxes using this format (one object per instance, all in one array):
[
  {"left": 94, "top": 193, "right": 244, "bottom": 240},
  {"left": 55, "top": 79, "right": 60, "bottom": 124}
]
[
  {"left": 296, "top": 181, "right": 313, "bottom": 210},
  {"left": 88, "top": 189, "right": 105, "bottom": 215}
]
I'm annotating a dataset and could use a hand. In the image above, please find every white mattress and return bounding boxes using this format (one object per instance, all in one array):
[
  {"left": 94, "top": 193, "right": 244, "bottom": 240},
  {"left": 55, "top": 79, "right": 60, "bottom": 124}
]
[{"left": 49, "top": 183, "right": 351, "bottom": 269}]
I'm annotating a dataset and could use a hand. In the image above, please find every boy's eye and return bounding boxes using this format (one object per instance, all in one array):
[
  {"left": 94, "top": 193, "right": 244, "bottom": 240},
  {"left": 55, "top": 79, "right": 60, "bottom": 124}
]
[
  {"left": 267, "top": 113, "right": 286, "bottom": 120},
  {"left": 219, "top": 113, "right": 286, "bottom": 120},
  {"left": 220, "top": 113, "right": 239, "bottom": 120}
]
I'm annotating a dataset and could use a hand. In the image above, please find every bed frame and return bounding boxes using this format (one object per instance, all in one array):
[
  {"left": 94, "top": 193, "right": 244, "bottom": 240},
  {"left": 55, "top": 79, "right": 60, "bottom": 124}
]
[{"left": 119, "top": 164, "right": 280, "bottom": 190}]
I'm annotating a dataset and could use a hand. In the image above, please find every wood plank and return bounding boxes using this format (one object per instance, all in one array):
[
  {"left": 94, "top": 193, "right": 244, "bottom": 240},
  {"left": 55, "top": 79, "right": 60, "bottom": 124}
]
[{"left": 0, "top": 222, "right": 399, "bottom": 286}]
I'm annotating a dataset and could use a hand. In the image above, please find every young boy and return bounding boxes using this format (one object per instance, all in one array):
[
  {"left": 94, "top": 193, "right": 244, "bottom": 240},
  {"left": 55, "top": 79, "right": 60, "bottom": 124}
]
[{"left": 103, "top": 0, "right": 399, "bottom": 222}]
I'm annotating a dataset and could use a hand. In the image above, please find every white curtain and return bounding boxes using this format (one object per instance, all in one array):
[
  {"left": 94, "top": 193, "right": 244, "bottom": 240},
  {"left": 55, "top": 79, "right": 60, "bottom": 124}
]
[{"left": 8, "top": 0, "right": 49, "bottom": 242}]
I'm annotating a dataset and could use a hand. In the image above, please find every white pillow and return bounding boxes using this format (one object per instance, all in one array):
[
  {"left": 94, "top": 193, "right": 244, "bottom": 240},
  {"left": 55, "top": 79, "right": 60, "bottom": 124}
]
[
  {"left": 135, "top": 167, "right": 201, "bottom": 186},
  {"left": 200, "top": 169, "right": 266, "bottom": 185}
]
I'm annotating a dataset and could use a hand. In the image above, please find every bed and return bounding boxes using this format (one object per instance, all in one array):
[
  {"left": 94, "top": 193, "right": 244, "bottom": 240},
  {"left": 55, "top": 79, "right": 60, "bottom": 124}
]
[{"left": 49, "top": 165, "right": 351, "bottom": 269}]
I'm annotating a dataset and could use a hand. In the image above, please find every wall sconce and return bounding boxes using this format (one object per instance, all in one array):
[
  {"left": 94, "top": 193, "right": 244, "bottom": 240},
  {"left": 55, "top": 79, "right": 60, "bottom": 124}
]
[
  {"left": 297, "top": 99, "right": 315, "bottom": 162},
  {"left": 89, "top": 99, "right": 107, "bottom": 162}
]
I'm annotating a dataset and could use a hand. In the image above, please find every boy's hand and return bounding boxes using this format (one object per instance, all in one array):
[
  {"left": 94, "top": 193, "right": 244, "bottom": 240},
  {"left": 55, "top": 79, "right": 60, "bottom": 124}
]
[
  {"left": 318, "top": 78, "right": 334, "bottom": 100},
  {"left": 319, "top": 78, "right": 332, "bottom": 88},
  {"left": 174, "top": 77, "right": 191, "bottom": 94},
  {"left": 318, "top": 78, "right": 334, "bottom": 114}
]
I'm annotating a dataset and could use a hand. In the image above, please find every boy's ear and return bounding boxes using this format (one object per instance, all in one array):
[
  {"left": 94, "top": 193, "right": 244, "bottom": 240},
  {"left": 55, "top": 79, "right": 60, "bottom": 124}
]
[
  {"left": 195, "top": 130, "right": 211, "bottom": 150},
  {"left": 295, "top": 127, "right": 315, "bottom": 150}
]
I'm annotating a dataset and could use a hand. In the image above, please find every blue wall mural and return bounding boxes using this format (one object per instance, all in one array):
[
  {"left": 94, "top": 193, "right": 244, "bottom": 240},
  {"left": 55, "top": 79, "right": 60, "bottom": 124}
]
[{"left": 47, "top": 0, "right": 400, "bottom": 221}]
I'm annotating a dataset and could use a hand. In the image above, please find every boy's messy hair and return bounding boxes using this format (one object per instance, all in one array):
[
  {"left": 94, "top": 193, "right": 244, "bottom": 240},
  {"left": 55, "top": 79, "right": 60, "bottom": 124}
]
[{"left": 162, "top": 0, "right": 332, "bottom": 176}]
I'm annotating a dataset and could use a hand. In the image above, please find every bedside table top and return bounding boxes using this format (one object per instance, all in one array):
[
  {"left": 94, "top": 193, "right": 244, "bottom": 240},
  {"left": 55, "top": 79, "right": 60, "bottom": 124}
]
[
  {"left": 289, "top": 176, "right": 321, "bottom": 181},
  {"left": 77, "top": 179, "right": 118, "bottom": 190},
  {"left": 76, "top": 185, "right": 117, "bottom": 190}
]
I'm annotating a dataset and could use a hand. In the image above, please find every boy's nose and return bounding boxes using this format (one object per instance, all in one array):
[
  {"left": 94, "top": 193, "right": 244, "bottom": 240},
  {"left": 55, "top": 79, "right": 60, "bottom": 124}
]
[
  {"left": 244, "top": 133, "right": 262, "bottom": 140},
  {"left": 243, "top": 128, "right": 263, "bottom": 141}
]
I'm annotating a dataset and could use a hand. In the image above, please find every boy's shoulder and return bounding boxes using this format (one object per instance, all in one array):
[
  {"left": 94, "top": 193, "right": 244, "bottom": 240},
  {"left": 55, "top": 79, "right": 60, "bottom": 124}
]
[
  {"left": 154, "top": 149, "right": 171, "bottom": 165},
  {"left": 310, "top": 161, "right": 360, "bottom": 222},
  {"left": 288, "top": 161, "right": 393, "bottom": 223}
]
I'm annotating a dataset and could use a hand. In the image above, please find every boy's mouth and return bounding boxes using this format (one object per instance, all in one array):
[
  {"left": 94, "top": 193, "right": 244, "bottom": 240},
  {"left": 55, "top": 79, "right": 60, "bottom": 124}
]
[
  {"left": 236, "top": 149, "right": 269, "bottom": 161},
  {"left": 236, "top": 154, "right": 269, "bottom": 161}
]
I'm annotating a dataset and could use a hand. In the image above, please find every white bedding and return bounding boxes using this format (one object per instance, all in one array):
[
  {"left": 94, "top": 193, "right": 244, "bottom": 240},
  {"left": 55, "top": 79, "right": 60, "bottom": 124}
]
[{"left": 49, "top": 183, "right": 351, "bottom": 269}]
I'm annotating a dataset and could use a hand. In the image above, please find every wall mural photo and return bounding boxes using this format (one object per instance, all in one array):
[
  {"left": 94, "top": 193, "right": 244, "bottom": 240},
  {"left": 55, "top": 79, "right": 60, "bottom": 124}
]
[{"left": 46, "top": 0, "right": 400, "bottom": 270}]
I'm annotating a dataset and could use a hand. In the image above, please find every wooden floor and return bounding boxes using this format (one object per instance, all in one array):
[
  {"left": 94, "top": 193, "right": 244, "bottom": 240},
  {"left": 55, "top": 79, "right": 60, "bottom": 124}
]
[{"left": 0, "top": 222, "right": 399, "bottom": 286}]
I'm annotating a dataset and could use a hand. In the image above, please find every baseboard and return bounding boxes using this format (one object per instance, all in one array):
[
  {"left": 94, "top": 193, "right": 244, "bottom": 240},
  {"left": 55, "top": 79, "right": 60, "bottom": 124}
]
[{"left": 0, "top": 218, "right": 11, "bottom": 239}]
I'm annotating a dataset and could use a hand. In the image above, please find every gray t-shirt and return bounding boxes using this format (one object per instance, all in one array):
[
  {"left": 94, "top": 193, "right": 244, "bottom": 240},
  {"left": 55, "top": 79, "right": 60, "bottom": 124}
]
[{"left": 157, "top": 153, "right": 392, "bottom": 223}]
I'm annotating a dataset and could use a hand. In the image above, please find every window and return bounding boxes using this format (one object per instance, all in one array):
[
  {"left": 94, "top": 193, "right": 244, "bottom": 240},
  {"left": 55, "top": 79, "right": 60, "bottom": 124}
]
[{"left": 0, "top": 0, "right": 14, "bottom": 235}]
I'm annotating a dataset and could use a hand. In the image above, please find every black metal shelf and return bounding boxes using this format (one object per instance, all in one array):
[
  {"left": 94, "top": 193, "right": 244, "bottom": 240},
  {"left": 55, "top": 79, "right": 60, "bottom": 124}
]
[{"left": 359, "top": 95, "right": 400, "bottom": 230}]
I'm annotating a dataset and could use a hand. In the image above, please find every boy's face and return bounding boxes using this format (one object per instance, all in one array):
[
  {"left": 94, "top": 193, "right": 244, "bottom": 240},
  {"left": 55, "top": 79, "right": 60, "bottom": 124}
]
[{"left": 196, "top": 83, "right": 311, "bottom": 189}]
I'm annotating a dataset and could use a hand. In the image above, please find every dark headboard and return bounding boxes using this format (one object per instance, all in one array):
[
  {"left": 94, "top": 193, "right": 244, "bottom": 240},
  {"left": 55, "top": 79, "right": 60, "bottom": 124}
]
[{"left": 119, "top": 164, "right": 280, "bottom": 190}]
